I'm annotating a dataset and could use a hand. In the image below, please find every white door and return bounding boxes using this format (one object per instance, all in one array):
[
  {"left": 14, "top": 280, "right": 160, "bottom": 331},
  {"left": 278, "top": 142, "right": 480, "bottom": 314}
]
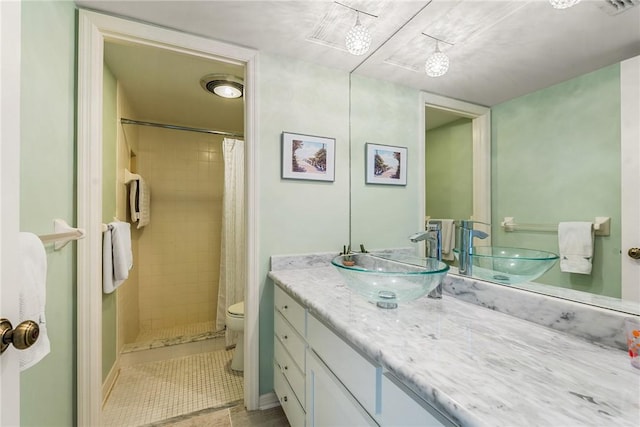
[
  {"left": 621, "top": 55, "right": 640, "bottom": 303},
  {"left": 0, "top": 1, "right": 23, "bottom": 425}
]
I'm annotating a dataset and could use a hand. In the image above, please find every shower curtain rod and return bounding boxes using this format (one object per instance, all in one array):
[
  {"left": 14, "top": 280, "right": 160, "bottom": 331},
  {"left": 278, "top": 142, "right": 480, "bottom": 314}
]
[{"left": 120, "top": 118, "right": 244, "bottom": 138}]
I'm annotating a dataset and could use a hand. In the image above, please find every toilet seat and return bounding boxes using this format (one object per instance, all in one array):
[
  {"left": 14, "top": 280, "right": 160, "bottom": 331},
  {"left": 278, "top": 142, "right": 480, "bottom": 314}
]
[{"left": 227, "top": 301, "right": 244, "bottom": 318}]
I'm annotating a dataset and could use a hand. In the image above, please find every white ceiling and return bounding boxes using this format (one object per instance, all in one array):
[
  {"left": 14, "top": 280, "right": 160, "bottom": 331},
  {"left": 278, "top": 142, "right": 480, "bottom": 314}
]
[
  {"left": 104, "top": 42, "right": 245, "bottom": 133},
  {"left": 79, "top": 0, "right": 640, "bottom": 130}
]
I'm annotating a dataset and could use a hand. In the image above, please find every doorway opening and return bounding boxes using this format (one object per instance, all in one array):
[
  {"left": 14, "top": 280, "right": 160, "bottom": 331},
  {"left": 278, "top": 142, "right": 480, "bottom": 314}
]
[
  {"left": 418, "top": 92, "right": 492, "bottom": 256},
  {"left": 77, "top": 10, "right": 260, "bottom": 426},
  {"left": 99, "top": 34, "right": 247, "bottom": 427}
]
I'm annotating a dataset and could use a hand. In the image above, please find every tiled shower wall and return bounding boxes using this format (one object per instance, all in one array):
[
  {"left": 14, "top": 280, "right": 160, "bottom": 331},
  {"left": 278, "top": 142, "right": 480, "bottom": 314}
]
[{"left": 135, "top": 126, "right": 224, "bottom": 331}]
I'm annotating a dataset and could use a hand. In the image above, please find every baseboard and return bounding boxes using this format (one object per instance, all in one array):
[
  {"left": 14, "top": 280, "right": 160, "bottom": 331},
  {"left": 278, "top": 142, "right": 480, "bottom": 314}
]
[
  {"left": 101, "top": 357, "right": 120, "bottom": 408},
  {"left": 259, "top": 391, "right": 280, "bottom": 410}
]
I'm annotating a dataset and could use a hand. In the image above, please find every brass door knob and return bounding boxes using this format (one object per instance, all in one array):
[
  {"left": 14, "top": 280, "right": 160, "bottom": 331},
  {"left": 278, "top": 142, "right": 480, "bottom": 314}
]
[
  {"left": 0, "top": 318, "right": 39, "bottom": 354},
  {"left": 629, "top": 248, "right": 640, "bottom": 260}
]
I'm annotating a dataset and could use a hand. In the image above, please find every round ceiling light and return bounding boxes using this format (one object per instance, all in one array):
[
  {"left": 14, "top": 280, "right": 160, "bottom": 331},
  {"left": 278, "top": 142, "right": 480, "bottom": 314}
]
[
  {"left": 425, "top": 44, "right": 449, "bottom": 78},
  {"left": 200, "top": 74, "right": 244, "bottom": 99}
]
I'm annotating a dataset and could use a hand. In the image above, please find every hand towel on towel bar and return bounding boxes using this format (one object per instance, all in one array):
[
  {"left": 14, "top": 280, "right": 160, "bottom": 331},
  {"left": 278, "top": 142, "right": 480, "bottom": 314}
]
[
  {"left": 129, "top": 176, "right": 150, "bottom": 229},
  {"left": 18, "top": 232, "right": 51, "bottom": 370},
  {"left": 558, "top": 221, "right": 594, "bottom": 274},
  {"left": 103, "top": 221, "right": 133, "bottom": 293}
]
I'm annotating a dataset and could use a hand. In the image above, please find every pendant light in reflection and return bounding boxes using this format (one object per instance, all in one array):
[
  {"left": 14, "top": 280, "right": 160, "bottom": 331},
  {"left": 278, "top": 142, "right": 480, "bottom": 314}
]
[
  {"left": 549, "top": 0, "right": 581, "bottom": 9},
  {"left": 345, "top": 11, "right": 372, "bottom": 56}
]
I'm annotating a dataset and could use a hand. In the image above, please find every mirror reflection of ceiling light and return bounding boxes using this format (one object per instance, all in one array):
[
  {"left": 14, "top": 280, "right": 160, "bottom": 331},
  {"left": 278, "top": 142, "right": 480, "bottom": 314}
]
[
  {"left": 200, "top": 74, "right": 244, "bottom": 99},
  {"left": 549, "top": 0, "right": 581, "bottom": 9},
  {"left": 345, "top": 11, "right": 372, "bottom": 56}
]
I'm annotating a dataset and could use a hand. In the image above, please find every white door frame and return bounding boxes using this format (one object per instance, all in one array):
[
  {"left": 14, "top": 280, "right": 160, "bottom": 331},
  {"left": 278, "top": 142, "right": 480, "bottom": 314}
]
[
  {"left": 621, "top": 55, "right": 640, "bottom": 303},
  {"left": 77, "top": 10, "right": 260, "bottom": 425},
  {"left": 0, "top": 1, "right": 22, "bottom": 425},
  {"left": 418, "top": 92, "right": 491, "bottom": 242}
]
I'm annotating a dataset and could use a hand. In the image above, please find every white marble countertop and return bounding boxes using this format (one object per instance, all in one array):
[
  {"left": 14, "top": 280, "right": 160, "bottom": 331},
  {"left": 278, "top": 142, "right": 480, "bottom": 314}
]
[{"left": 269, "top": 266, "right": 640, "bottom": 427}]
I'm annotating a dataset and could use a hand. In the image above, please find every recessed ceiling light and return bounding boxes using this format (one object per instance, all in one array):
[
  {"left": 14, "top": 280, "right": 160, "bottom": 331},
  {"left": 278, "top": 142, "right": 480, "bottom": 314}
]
[{"left": 200, "top": 74, "right": 244, "bottom": 99}]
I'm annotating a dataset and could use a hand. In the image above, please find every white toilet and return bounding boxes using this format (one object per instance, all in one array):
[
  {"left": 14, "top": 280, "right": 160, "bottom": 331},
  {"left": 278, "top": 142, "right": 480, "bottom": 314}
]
[{"left": 226, "top": 301, "right": 244, "bottom": 371}]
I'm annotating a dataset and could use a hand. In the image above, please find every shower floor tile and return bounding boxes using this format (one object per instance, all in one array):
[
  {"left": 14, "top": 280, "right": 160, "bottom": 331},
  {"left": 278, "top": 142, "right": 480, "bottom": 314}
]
[{"left": 103, "top": 349, "right": 243, "bottom": 426}]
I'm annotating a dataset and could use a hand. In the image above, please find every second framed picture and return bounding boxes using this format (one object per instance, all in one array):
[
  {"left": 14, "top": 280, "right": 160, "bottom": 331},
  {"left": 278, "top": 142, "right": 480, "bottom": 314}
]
[
  {"left": 281, "top": 132, "right": 336, "bottom": 182},
  {"left": 365, "top": 143, "right": 407, "bottom": 186}
]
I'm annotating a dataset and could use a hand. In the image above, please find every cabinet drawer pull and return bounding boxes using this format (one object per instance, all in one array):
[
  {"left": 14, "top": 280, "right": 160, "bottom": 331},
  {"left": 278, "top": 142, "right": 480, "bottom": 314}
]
[
  {"left": 282, "top": 334, "right": 288, "bottom": 340},
  {"left": 282, "top": 304, "right": 289, "bottom": 310},
  {"left": 283, "top": 395, "right": 288, "bottom": 402},
  {"left": 284, "top": 365, "right": 288, "bottom": 370}
]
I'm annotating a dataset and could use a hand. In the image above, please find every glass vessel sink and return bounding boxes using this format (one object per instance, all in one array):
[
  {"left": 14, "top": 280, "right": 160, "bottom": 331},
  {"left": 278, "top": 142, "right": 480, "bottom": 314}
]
[
  {"left": 453, "top": 246, "right": 559, "bottom": 285},
  {"left": 331, "top": 254, "right": 449, "bottom": 308}
]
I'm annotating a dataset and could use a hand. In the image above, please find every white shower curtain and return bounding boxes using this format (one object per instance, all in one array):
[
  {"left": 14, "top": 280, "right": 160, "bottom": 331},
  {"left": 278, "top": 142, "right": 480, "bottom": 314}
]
[{"left": 216, "top": 138, "right": 245, "bottom": 346}]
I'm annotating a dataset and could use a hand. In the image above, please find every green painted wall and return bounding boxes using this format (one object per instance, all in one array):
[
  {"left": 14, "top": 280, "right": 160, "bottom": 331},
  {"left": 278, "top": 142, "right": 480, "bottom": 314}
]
[
  {"left": 491, "top": 63, "right": 621, "bottom": 297},
  {"left": 102, "top": 64, "right": 118, "bottom": 381},
  {"left": 350, "top": 74, "right": 422, "bottom": 249},
  {"left": 258, "top": 53, "right": 350, "bottom": 394},
  {"left": 425, "top": 118, "right": 473, "bottom": 220},
  {"left": 19, "top": 1, "right": 77, "bottom": 425}
]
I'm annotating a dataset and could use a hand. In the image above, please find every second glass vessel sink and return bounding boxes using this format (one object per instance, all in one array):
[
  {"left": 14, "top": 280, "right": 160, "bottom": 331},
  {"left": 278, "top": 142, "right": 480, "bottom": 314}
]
[{"left": 454, "top": 246, "right": 559, "bottom": 284}]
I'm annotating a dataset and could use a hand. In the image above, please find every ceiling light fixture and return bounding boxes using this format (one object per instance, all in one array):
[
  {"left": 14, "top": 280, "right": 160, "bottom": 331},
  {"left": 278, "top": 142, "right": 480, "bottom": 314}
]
[
  {"left": 425, "top": 42, "right": 449, "bottom": 77},
  {"left": 422, "top": 34, "right": 453, "bottom": 78},
  {"left": 549, "top": 0, "right": 581, "bottom": 9},
  {"left": 345, "top": 11, "right": 372, "bottom": 56},
  {"left": 200, "top": 74, "right": 244, "bottom": 99}
]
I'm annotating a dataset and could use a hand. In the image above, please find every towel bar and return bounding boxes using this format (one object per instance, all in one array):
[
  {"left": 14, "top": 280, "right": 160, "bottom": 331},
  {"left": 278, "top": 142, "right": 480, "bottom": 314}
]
[
  {"left": 501, "top": 217, "right": 610, "bottom": 236},
  {"left": 38, "top": 219, "right": 86, "bottom": 250}
]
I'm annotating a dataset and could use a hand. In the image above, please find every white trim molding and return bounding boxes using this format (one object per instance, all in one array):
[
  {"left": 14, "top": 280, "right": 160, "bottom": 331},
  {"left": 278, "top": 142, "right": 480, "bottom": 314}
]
[
  {"left": 419, "top": 92, "right": 492, "bottom": 242},
  {"left": 620, "top": 55, "right": 640, "bottom": 303},
  {"left": 77, "top": 10, "right": 259, "bottom": 426}
]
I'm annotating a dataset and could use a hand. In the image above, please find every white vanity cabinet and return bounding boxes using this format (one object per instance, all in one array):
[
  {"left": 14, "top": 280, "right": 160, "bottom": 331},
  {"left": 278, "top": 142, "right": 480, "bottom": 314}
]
[
  {"left": 274, "top": 284, "right": 456, "bottom": 427},
  {"left": 274, "top": 286, "right": 307, "bottom": 426},
  {"left": 379, "top": 373, "right": 457, "bottom": 427},
  {"left": 306, "top": 349, "right": 378, "bottom": 426}
]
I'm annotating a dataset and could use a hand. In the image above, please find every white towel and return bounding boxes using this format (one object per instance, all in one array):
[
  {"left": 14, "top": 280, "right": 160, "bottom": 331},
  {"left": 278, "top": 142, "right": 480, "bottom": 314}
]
[
  {"left": 129, "top": 177, "right": 150, "bottom": 229},
  {"left": 103, "top": 221, "right": 133, "bottom": 293},
  {"left": 558, "top": 222, "right": 594, "bottom": 274},
  {"left": 427, "top": 219, "right": 456, "bottom": 261},
  {"left": 18, "top": 232, "right": 50, "bottom": 371}
]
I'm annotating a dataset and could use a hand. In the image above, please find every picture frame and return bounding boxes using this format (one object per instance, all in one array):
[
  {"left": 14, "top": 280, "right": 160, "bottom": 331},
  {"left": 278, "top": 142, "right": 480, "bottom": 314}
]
[
  {"left": 282, "top": 132, "right": 336, "bottom": 182},
  {"left": 365, "top": 143, "right": 407, "bottom": 186}
]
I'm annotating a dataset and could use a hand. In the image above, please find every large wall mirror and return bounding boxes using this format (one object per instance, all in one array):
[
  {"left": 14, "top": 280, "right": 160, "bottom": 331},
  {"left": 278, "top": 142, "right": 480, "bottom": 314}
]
[{"left": 348, "top": 1, "right": 640, "bottom": 314}]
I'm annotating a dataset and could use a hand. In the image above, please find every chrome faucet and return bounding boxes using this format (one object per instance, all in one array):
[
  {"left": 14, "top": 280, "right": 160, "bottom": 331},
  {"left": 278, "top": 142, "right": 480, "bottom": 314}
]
[
  {"left": 409, "top": 222, "right": 443, "bottom": 298},
  {"left": 457, "top": 220, "right": 489, "bottom": 277}
]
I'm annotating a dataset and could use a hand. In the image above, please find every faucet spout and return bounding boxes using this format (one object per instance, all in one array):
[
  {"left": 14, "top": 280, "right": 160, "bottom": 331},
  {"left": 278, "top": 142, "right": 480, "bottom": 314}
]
[
  {"left": 409, "top": 231, "right": 430, "bottom": 243},
  {"left": 457, "top": 220, "right": 490, "bottom": 277}
]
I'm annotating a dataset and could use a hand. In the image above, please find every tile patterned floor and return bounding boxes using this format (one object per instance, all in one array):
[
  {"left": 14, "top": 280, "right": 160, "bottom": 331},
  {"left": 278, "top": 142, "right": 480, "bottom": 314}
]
[{"left": 103, "top": 349, "right": 243, "bottom": 426}]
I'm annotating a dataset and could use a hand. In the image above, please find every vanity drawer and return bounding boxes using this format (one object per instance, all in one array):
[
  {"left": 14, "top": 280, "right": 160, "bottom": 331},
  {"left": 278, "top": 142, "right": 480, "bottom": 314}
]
[
  {"left": 274, "top": 362, "right": 306, "bottom": 427},
  {"left": 275, "top": 285, "right": 306, "bottom": 337},
  {"left": 307, "top": 314, "right": 381, "bottom": 417},
  {"left": 274, "top": 336, "right": 305, "bottom": 408},
  {"left": 274, "top": 310, "right": 306, "bottom": 371}
]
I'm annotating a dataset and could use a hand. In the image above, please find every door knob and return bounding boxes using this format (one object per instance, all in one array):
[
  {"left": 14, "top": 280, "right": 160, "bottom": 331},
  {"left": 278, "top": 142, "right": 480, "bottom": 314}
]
[
  {"left": 629, "top": 248, "right": 640, "bottom": 260},
  {"left": 0, "top": 318, "right": 39, "bottom": 354}
]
